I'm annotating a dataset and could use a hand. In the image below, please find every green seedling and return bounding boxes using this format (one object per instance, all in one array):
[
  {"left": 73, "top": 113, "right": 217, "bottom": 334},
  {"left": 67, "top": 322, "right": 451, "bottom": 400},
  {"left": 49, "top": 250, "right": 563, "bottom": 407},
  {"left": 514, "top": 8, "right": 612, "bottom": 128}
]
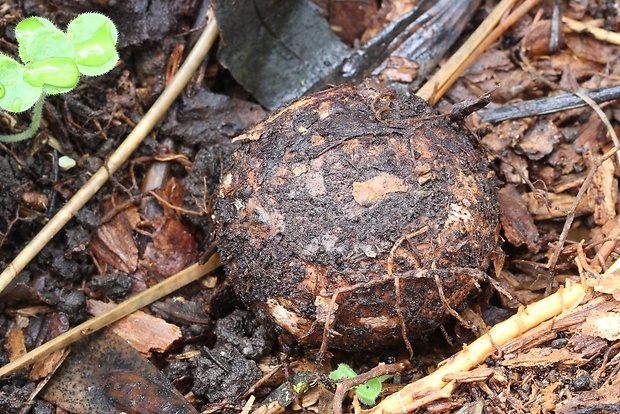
[
  {"left": 329, "top": 363, "right": 391, "bottom": 406},
  {"left": 292, "top": 377, "right": 318, "bottom": 394},
  {"left": 0, "top": 12, "right": 118, "bottom": 142}
]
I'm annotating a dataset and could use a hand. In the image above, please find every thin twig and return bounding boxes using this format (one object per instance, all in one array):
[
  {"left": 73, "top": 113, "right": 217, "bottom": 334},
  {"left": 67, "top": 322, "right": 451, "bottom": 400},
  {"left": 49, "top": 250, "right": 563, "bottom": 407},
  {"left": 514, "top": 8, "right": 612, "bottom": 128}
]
[
  {"left": 518, "top": 52, "right": 620, "bottom": 167},
  {"left": 570, "top": 89, "right": 620, "bottom": 166},
  {"left": 514, "top": 52, "right": 620, "bottom": 291},
  {"left": 368, "top": 278, "right": 587, "bottom": 413},
  {"left": 433, "top": 272, "right": 470, "bottom": 328},
  {"left": 148, "top": 190, "right": 204, "bottom": 216},
  {"left": 0, "top": 18, "right": 220, "bottom": 294},
  {"left": 333, "top": 363, "right": 405, "bottom": 414},
  {"left": 316, "top": 292, "right": 340, "bottom": 366},
  {"left": 416, "top": 0, "right": 525, "bottom": 104},
  {"left": 0, "top": 252, "right": 221, "bottom": 379},
  {"left": 546, "top": 142, "right": 620, "bottom": 290},
  {"left": 476, "top": 85, "right": 620, "bottom": 123},
  {"left": 394, "top": 276, "right": 414, "bottom": 360},
  {"left": 241, "top": 364, "right": 283, "bottom": 399},
  {"left": 386, "top": 226, "right": 428, "bottom": 275}
]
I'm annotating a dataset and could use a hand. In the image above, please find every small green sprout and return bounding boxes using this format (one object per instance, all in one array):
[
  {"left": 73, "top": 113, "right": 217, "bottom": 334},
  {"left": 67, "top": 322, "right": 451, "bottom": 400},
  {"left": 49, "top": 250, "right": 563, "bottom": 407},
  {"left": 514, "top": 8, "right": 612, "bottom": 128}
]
[
  {"left": 329, "top": 363, "right": 391, "bottom": 406},
  {"left": 0, "top": 12, "right": 118, "bottom": 142},
  {"left": 292, "top": 381, "right": 305, "bottom": 394},
  {"left": 292, "top": 377, "right": 318, "bottom": 394}
]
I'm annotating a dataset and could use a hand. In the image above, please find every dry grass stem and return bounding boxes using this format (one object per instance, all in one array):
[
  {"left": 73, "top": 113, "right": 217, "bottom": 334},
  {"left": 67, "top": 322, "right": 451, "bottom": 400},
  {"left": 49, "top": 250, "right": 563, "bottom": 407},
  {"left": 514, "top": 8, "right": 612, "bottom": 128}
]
[
  {"left": 430, "top": 0, "right": 543, "bottom": 104},
  {"left": 416, "top": 0, "right": 521, "bottom": 104},
  {"left": 0, "top": 18, "right": 219, "bottom": 294},
  {"left": 0, "top": 254, "right": 221, "bottom": 379},
  {"left": 368, "top": 279, "right": 587, "bottom": 413},
  {"left": 562, "top": 16, "right": 620, "bottom": 46}
]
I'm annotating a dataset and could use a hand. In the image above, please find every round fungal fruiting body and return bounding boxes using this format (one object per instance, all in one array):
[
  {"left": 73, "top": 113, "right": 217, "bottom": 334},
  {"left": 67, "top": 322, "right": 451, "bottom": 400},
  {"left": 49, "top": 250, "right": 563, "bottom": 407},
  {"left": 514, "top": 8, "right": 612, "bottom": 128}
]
[{"left": 215, "top": 82, "right": 499, "bottom": 351}]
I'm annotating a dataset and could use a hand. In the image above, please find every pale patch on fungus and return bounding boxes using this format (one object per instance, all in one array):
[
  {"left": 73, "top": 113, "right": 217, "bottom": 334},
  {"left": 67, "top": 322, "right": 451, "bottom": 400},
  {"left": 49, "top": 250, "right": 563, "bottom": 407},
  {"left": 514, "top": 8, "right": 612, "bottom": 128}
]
[
  {"left": 291, "top": 163, "right": 308, "bottom": 176},
  {"left": 447, "top": 202, "right": 473, "bottom": 223},
  {"left": 302, "top": 170, "right": 326, "bottom": 197},
  {"left": 352, "top": 172, "right": 408, "bottom": 206},
  {"left": 311, "top": 132, "right": 325, "bottom": 146},
  {"left": 359, "top": 315, "right": 389, "bottom": 328},
  {"left": 361, "top": 244, "right": 378, "bottom": 257},
  {"left": 221, "top": 172, "right": 232, "bottom": 189},
  {"left": 245, "top": 197, "right": 285, "bottom": 236}
]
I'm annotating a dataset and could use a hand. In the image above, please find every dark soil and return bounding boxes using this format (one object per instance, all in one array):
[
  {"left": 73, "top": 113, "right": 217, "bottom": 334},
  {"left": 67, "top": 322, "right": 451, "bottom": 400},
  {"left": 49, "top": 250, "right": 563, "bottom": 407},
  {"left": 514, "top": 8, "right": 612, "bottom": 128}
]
[
  {"left": 0, "top": 1, "right": 267, "bottom": 412},
  {"left": 1, "top": 1, "right": 620, "bottom": 414}
]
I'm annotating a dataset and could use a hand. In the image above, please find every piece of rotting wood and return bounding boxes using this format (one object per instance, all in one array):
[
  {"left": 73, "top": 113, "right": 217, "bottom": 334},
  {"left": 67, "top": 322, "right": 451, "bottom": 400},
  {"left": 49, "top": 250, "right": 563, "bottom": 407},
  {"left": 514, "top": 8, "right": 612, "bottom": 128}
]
[{"left": 477, "top": 85, "right": 620, "bottom": 124}]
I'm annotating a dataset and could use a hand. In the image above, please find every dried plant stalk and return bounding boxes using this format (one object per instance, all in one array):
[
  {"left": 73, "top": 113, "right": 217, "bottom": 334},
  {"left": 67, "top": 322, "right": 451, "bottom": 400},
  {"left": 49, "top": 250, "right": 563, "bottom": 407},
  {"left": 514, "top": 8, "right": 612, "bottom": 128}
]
[
  {"left": 416, "top": 0, "right": 521, "bottom": 103},
  {"left": 562, "top": 16, "right": 620, "bottom": 46},
  {"left": 0, "top": 19, "right": 219, "bottom": 294},
  {"left": 369, "top": 279, "right": 587, "bottom": 413},
  {"left": 0, "top": 254, "right": 221, "bottom": 379}
]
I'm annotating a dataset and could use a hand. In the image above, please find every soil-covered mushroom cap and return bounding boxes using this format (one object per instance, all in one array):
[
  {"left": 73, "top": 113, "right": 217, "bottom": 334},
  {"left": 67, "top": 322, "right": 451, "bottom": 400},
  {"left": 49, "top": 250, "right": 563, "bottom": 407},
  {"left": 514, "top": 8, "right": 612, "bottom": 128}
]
[{"left": 215, "top": 82, "right": 499, "bottom": 351}]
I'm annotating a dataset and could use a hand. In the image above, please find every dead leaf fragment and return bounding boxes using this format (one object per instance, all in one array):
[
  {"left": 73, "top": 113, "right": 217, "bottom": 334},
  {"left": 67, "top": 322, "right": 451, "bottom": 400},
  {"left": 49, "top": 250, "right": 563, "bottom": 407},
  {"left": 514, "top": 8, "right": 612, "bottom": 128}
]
[
  {"left": 90, "top": 204, "right": 141, "bottom": 274},
  {"left": 565, "top": 34, "right": 620, "bottom": 64},
  {"left": 141, "top": 214, "right": 198, "bottom": 278},
  {"left": 377, "top": 56, "right": 419, "bottom": 83},
  {"left": 352, "top": 172, "right": 408, "bottom": 206},
  {"left": 88, "top": 300, "right": 182, "bottom": 354},
  {"left": 517, "top": 119, "right": 562, "bottom": 161},
  {"left": 41, "top": 329, "right": 197, "bottom": 413},
  {"left": 539, "top": 382, "right": 564, "bottom": 413},
  {"left": 582, "top": 310, "right": 620, "bottom": 341},
  {"left": 30, "top": 349, "right": 66, "bottom": 381},
  {"left": 323, "top": 0, "right": 378, "bottom": 45},
  {"left": 524, "top": 191, "right": 592, "bottom": 220},
  {"left": 498, "top": 184, "right": 539, "bottom": 252},
  {"left": 502, "top": 347, "right": 587, "bottom": 368},
  {"left": 522, "top": 20, "right": 559, "bottom": 57},
  {"left": 588, "top": 157, "right": 617, "bottom": 225},
  {"left": 5, "top": 326, "right": 27, "bottom": 362},
  {"left": 585, "top": 270, "right": 620, "bottom": 300}
]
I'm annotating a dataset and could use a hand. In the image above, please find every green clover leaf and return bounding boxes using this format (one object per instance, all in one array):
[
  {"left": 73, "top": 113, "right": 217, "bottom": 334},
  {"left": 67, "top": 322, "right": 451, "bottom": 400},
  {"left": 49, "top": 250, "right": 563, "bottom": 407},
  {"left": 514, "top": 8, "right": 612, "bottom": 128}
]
[
  {"left": 68, "top": 13, "right": 119, "bottom": 76},
  {"left": 22, "top": 26, "right": 74, "bottom": 62},
  {"left": 0, "top": 12, "right": 119, "bottom": 142},
  {"left": 0, "top": 12, "right": 119, "bottom": 114},
  {"left": 354, "top": 376, "right": 391, "bottom": 406},
  {"left": 24, "top": 58, "right": 80, "bottom": 92},
  {"left": 0, "top": 54, "right": 43, "bottom": 112},
  {"left": 329, "top": 364, "right": 391, "bottom": 407},
  {"left": 15, "top": 17, "right": 56, "bottom": 63},
  {"left": 329, "top": 363, "right": 358, "bottom": 381}
]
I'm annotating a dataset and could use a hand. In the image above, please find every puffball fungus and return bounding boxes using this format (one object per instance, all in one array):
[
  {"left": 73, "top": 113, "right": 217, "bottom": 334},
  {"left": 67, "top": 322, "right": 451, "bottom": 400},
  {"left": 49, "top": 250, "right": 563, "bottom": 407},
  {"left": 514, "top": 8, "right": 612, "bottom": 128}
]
[{"left": 215, "top": 82, "right": 499, "bottom": 351}]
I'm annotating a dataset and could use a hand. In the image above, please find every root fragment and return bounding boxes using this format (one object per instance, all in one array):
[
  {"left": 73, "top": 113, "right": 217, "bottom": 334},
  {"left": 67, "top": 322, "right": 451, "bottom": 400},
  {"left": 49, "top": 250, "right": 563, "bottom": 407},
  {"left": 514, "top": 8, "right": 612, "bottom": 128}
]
[{"left": 369, "top": 280, "right": 586, "bottom": 414}]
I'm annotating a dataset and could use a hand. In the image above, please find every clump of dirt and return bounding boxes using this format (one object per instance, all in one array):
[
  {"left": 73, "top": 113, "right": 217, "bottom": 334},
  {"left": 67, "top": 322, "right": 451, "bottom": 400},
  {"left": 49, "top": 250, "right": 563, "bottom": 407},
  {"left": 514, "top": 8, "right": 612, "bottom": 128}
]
[
  {"left": 215, "top": 81, "right": 500, "bottom": 351},
  {"left": 170, "top": 310, "right": 273, "bottom": 404}
]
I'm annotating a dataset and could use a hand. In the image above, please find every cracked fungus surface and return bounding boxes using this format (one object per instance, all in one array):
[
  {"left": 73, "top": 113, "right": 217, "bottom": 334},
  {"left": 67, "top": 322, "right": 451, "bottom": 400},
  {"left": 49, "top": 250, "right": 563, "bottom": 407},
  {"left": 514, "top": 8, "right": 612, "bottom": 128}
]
[{"left": 215, "top": 83, "right": 499, "bottom": 351}]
